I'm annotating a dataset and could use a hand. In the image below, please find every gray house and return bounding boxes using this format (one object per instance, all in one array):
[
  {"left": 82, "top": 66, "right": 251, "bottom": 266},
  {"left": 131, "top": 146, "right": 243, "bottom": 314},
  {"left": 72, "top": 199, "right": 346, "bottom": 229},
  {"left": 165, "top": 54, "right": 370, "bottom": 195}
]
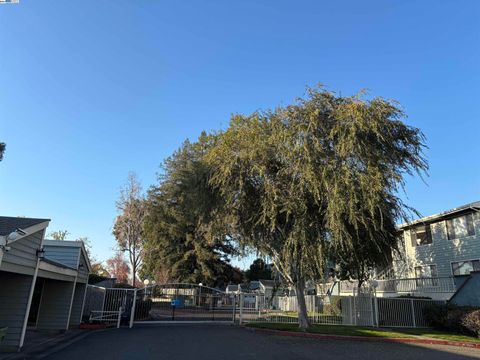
[
  {"left": 0, "top": 216, "right": 91, "bottom": 352},
  {"left": 396, "top": 201, "right": 480, "bottom": 279}
]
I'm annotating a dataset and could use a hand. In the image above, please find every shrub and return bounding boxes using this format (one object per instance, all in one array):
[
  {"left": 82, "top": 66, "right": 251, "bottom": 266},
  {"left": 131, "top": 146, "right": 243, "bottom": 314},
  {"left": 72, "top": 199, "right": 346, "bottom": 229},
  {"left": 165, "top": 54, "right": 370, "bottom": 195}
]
[
  {"left": 462, "top": 310, "right": 480, "bottom": 338},
  {"left": 323, "top": 296, "right": 342, "bottom": 316},
  {"left": 424, "top": 303, "right": 479, "bottom": 336}
]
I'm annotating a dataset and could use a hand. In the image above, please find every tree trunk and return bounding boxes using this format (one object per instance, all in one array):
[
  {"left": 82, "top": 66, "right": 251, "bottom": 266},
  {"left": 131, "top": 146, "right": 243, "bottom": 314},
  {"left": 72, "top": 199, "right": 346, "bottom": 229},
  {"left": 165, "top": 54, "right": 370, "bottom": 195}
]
[
  {"left": 295, "top": 279, "right": 311, "bottom": 330},
  {"left": 132, "top": 261, "right": 136, "bottom": 288},
  {"left": 357, "top": 279, "right": 364, "bottom": 296}
]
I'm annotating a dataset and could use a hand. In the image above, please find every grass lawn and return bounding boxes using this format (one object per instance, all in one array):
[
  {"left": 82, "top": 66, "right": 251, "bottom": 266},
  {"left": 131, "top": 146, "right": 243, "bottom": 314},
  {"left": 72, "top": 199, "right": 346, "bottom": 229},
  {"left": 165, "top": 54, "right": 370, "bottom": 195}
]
[
  {"left": 245, "top": 322, "right": 480, "bottom": 343},
  {"left": 392, "top": 328, "right": 480, "bottom": 344}
]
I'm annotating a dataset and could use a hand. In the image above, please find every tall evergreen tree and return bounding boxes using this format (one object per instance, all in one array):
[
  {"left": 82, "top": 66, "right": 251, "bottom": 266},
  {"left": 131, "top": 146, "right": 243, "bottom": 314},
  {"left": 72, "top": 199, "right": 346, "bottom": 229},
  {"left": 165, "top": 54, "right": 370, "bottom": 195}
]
[
  {"left": 143, "top": 133, "right": 237, "bottom": 288},
  {"left": 245, "top": 258, "right": 272, "bottom": 282}
]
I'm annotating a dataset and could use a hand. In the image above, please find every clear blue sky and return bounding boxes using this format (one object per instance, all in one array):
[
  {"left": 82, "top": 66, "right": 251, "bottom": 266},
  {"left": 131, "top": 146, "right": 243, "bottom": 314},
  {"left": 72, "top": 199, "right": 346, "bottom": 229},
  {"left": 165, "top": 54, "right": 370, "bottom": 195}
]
[{"left": 1, "top": 1, "right": 479, "bottom": 269}]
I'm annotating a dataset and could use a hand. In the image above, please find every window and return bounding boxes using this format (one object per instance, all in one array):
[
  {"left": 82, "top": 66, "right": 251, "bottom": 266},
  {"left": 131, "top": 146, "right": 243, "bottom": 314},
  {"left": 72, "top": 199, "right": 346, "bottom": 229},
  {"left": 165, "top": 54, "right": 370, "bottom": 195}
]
[
  {"left": 451, "top": 260, "right": 480, "bottom": 276},
  {"left": 414, "top": 265, "right": 438, "bottom": 286},
  {"left": 415, "top": 264, "right": 438, "bottom": 278},
  {"left": 446, "top": 213, "right": 475, "bottom": 240},
  {"left": 410, "top": 225, "right": 432, "bottom": 246}
]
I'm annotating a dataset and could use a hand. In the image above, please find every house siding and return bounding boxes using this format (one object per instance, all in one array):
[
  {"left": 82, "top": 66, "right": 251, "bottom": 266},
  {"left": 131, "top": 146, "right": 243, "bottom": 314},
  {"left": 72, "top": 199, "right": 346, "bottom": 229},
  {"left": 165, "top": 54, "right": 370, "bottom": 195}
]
[
  {"left": 77, "top": 252, "right": 89, "bottom": 283},
  {"left": 450, "top": 271, "right": 480, "bottom": 307},
  {"left": 0, "top": 271, "right": 33, "bottom": 351},
  {"left": 403, "top": 211, "right": 480, "bottom": 277},
  {"left": 0, "top": 230, "right": 44, "bottom": 276},
  {"left": 43, "top": 246, "right": 80, "bottom": 269},
  {"left": 68, "top": 283, "right": 86, "bottom": 328},
  {"left": 36, "top": 280, "right": 75, "bottom": 331}
]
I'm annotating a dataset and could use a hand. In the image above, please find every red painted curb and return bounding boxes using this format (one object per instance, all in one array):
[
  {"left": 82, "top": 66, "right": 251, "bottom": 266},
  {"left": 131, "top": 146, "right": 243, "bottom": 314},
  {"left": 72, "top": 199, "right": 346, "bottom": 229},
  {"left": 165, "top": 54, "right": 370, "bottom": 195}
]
[
  {"left": 246, "top": 327, "right": 480, "bottom": 349},
  {"left": 79, "top": 324, "right": 115, "bottom": 330}
]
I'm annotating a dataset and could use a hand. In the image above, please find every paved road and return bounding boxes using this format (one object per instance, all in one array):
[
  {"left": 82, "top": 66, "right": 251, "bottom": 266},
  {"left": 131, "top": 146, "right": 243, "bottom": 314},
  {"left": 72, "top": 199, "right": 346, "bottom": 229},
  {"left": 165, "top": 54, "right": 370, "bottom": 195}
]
[{"left": 47, "top": 325, "right": 480, "bottom": 360}]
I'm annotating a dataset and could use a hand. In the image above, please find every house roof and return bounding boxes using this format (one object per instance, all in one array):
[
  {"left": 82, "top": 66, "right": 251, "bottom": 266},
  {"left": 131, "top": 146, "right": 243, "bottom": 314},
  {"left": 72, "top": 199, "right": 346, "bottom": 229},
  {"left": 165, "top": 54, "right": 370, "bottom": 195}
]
[
  {"left": 259, "top": 279, "right": 276, "bottom": 288},
  {"left": 0, "top": 216, "right": 50, "bottom": 236},
  {"left": 249, "top": 281, "right": 260, "bottom": 290},
  {"left": 398, "top": 201, "right": 480, "bottom": 229}
]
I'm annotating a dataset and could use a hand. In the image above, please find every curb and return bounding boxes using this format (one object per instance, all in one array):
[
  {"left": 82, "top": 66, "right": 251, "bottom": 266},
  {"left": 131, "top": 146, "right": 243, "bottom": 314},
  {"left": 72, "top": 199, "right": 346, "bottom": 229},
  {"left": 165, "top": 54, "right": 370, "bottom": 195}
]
[
  {"left": 245, "top": 327, "right": 480, "bottom": 349},
  {"left": 79, "top": 323, "right": 116, "bottom": 330}
]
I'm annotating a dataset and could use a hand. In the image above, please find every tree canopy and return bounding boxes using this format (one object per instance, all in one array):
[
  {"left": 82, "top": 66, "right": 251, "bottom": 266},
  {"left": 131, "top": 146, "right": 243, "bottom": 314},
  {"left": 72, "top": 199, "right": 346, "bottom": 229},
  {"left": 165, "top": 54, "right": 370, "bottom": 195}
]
[
  {"left": 206, "top": 87, "right": 427, "bottom": 328},
  {"left": 49, "top": 230, "right": 70, "bottom": 240},
  {"left": 142, "top": 133, "right": 238, "bottom": 287},
  {"left": 245, "top": 258, "right": 272, "bottom": 282}
]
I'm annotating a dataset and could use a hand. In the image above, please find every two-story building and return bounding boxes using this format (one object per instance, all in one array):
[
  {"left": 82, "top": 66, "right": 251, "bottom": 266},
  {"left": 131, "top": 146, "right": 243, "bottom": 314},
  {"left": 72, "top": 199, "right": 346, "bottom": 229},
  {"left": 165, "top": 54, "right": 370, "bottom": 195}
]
[
  {"left": 328, "top": 201, "right": 480, "bottom": 301},
  {"left": 396, "top": 201, "right": 480, "bottom": 280}
]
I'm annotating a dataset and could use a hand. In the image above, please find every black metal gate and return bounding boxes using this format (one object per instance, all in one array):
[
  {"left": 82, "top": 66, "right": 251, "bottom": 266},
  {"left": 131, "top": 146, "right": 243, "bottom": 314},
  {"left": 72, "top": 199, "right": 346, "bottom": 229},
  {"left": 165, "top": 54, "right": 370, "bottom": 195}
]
[{"left": 133, "top": 283, "right": 236, "bottom": 323}]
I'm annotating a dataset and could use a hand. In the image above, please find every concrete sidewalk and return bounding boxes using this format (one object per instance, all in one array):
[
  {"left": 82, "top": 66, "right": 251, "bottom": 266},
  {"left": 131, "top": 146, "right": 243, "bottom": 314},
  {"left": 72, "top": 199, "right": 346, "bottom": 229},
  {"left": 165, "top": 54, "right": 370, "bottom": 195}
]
[{"left": 0, "top": 329, "right": 95, "bottom": 360}]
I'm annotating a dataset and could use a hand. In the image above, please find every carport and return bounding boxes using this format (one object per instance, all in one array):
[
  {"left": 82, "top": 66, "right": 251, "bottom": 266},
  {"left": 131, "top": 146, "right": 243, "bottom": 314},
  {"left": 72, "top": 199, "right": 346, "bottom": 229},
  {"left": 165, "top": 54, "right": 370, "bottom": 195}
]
[{"left": 0, "top": 217, "right": 91, "bottom": 353}]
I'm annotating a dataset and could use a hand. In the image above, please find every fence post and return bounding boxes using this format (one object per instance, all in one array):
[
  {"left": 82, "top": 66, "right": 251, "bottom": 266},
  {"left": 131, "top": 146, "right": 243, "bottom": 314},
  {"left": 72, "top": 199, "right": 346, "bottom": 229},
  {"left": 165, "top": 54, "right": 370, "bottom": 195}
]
[
  {"left": 239, "top": 293, "right": 244, "bottom": 325},
  {"left": 101, "top": 288, "right": 106, "bottom": 313},
  {"left": 129, "top": 289, "right": 137, "bottom": 329},
  {"left": 369, "top": 296, "right": 375, "bottom": 327},
  {"left": 117, "top": 306, "right": 123, "bottom": 329},
  {"left": 348, "top": 297, "right": 353, "bottom": 325},
  {"left": 232, "top": 295, "right": 237, "bottom": 325},
  {"left": 374, "top": 296, "right": 379, "bottom": 327},
  {"left": 353, "top": 295, "right": 357, "bottom": 326},
  {"left": 410, "top": 299, "right": 416, "bottom": 328}
]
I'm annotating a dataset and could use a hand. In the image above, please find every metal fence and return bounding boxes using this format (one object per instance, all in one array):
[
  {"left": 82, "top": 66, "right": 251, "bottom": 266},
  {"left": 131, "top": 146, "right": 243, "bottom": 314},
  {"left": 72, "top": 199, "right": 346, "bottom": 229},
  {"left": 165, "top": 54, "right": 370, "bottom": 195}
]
[
  {"left": 238, "top": 294, "right": 443, "bottom": 328},
  {"left": 82, "top": 284, "right": 443, "bottom": 329},
  {"left": 82, "top": 285, "right": 134, "bottom": 326},
  {"left": 133, "top": 283, "right": 235, "bottom": 323},
  {"left": 376, "top": 297, "right": 444, "bottom": 327}
]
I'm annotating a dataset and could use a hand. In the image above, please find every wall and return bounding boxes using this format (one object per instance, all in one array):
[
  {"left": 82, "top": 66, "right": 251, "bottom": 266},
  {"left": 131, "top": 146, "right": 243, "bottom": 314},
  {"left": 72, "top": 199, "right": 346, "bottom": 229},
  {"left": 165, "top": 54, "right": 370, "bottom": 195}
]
[
  {"left": 36, "top": 279, "right": 75, "bottom": 332},
  {"left": 43, "top": 245, "right": 79, "bottom": 269},
  {"left": 450, "top": 271, "right": 480, "bottom": 307},
  {"left": 77, "top": 252, "right": 89, "bottom": 283},
  {"left": 68, "top": 283, "right": 86, "bottom": 328},
  {"left": 0, "top": 271, "right": 33, "bottom": 352},
  {"left": 402, "top": 211, "right": 480, "bottom": 278},
  {"left": 0, "top": 230, "right": 44, "bottom": 276}
]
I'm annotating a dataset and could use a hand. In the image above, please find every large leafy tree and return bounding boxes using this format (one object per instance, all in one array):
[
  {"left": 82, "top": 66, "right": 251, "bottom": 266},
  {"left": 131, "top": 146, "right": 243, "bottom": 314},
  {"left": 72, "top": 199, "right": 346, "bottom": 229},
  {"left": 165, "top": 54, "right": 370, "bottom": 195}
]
[
  {"left": 206, "top": 87, "right": 426, "bottom": 329},
  {"left": 245, "top": 258, "right": 272, "bottom": 282},
  {"left": 143, "top": 134, "right": 237, "bottom": 288}
]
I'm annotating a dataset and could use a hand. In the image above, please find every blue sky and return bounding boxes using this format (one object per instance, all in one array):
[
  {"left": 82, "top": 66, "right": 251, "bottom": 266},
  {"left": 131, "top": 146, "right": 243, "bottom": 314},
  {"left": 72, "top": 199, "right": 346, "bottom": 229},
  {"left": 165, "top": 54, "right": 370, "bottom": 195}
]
[{"left": 0, "top": 1, "right": 479, "bottom": 269}]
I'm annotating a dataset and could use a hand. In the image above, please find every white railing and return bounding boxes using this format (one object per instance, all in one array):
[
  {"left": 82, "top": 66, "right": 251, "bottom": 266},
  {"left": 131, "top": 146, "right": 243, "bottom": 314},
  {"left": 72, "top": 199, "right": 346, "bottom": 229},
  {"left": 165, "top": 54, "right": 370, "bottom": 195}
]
[
  {"left": 338, "top": 276, "right": 456, "bottom": 295},
  {"left": 89, "top": 307, "right": 123, "bottom": 328},
  {"left": 82, "top": 285, "right": 135, "bottom": 327},
  {"left": 238, "top": 294, "right": 443, "bottom": 328}
]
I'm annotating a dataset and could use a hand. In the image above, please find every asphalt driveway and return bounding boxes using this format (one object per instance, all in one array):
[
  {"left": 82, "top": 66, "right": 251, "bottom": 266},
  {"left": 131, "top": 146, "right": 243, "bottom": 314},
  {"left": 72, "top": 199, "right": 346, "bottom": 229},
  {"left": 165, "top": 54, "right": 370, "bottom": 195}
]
[{"left": 46, "top": 324, "right": 480, "bottom": 360}]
